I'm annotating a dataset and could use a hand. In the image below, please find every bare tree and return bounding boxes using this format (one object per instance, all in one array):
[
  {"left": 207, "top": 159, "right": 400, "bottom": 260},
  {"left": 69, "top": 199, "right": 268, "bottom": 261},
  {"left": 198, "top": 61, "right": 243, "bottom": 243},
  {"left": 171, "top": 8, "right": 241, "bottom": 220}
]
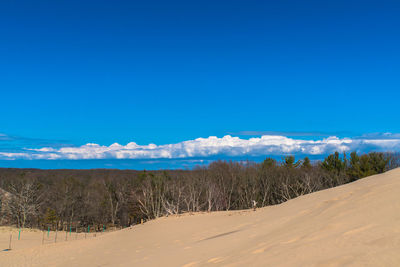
[
  {"left": 0, "top": 151, "right": 393, "bottom": 229},
  {"left": 100, "top": 176, "right": 129, "bottom": 225},
  {"left": 137, "top": 172, "right": 166, "bottom": 219},
  {"left": 8, "top": 176, "right": 43, "bottom": 228}
]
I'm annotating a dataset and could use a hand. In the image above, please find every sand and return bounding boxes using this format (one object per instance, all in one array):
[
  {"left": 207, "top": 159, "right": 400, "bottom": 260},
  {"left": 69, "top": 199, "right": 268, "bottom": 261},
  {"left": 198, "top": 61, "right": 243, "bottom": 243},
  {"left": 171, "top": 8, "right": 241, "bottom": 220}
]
[{"left": 1, "top": 168, "right": 400, "bottom": 266}]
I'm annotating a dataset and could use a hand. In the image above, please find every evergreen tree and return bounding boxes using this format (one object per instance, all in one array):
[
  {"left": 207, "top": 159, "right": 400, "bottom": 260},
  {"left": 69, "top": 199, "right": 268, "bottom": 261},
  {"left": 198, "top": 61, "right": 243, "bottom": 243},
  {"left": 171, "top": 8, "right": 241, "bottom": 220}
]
[
  {"left": 321, "top": 152, "right": 346, "bottom": 174},
  {"left": 44, "top": 208, "right": 58, "bottom": 228},
  {"left": 283, "top": 156, "right": 300, "bottom": 168},
  {"left": 347, "top": 151, "right": 361, "bottom": 180},
  {"left": 368, "top": 152, "right": 388, "bottom": 174},
  {"left": 301, "top": 157, "right": 312, "bottom": 170},
  {"left": 262, "top": 157, "right": 277, "bottom": 169}
]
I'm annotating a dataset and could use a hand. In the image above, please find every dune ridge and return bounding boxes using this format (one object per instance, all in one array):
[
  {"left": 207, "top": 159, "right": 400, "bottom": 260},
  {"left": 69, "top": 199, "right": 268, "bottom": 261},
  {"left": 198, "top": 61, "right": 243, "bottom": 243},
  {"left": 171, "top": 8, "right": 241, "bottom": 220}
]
[{"left": 1, "top": 168, "right": 400, "bottom": 266}]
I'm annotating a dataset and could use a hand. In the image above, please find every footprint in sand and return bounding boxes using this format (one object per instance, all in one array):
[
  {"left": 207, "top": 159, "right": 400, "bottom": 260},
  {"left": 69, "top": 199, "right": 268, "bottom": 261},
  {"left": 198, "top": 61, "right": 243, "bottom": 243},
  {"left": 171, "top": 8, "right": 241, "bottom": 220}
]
[
  {"left": 251, "top": 243, "right": 271, "bottom": 254},
  {"left": 252, "top": 248, "right": 265, "bottom": 254},
  {"left": 207, "top": 257, "right": 224, "bottom": 263},
  {"left": 343, "top": 224, "right": 374, "bottom": 236},
  {"left": 280, "top": 237, "right": 300, "bottom": 244},
  {"left": 182, "top": 261, "right": 199, "bottom": 267}
]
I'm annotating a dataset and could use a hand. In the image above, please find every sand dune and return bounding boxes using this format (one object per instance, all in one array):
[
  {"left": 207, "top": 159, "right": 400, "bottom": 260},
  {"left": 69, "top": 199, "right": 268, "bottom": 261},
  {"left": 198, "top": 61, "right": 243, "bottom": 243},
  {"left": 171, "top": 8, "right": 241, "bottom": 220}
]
[{"left": 1, "top": 169, "right": 400, "bottom": 266}]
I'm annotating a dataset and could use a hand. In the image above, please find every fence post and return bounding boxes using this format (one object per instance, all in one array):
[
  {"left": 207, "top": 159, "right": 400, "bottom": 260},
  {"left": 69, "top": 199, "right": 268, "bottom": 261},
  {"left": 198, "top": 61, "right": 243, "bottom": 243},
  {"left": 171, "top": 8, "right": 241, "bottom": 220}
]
[
  {"left": 9, "top": 233, "right": 12, "bottom": 250},
  {"left": 42, "top": 230, "right": 45, "bottom": 245},
  {"left": 18, "top": 228, "right": 21, "bottom": 240},
  {"left": 55, "top": 229, "right": 58, "bottom": 243}
]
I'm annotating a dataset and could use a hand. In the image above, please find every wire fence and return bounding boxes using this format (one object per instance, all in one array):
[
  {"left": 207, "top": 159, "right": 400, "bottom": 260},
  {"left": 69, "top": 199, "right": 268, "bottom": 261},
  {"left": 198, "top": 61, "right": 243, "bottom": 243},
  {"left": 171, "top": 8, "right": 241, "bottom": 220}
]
[{"left": 1, "top": 222, "right": 144, "bottom": 252}]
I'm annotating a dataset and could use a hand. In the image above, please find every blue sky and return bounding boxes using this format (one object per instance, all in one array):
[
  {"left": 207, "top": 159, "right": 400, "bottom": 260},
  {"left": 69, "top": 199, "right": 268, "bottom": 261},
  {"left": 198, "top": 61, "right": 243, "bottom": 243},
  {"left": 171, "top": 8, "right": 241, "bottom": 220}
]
[{"left": 1, "top": 0, "right": 400, "bottom": 169}]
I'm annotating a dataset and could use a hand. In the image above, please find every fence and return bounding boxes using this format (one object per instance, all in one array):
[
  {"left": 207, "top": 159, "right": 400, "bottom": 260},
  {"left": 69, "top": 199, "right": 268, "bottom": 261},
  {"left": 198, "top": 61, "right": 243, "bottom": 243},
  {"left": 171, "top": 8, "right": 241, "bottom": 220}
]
[{"left": 1, "top": 223, "right": 142, "bottom": 252}]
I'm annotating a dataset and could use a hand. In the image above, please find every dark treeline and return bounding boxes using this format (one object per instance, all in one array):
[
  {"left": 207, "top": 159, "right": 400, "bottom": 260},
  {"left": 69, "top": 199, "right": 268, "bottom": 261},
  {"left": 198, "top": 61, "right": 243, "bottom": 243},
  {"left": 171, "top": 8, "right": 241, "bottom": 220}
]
[{"left": 0, "top": 152, "right": 399, "bottom": 230}]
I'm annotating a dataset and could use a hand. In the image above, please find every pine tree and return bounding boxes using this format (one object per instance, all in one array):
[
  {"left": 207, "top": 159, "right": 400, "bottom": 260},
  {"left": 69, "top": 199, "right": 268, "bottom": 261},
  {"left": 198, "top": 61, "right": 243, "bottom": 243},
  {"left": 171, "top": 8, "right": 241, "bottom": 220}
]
[{"left": 301, "top": 157, "right": 312, "bottom": 170}]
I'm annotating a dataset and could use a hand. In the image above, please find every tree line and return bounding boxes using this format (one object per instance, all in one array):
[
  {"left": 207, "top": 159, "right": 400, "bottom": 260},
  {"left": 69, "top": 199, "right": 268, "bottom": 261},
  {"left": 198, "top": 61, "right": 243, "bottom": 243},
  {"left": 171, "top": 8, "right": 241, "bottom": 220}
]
[{"left": 0, "top": 152, "right": 398, "bottom": 230}]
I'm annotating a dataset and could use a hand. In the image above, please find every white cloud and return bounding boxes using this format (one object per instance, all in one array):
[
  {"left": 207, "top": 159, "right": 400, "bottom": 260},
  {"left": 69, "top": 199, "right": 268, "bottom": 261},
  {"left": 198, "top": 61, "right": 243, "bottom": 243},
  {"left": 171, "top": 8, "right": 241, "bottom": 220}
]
[
  {"left": 1, "top": 134, "right": 400, "bottom": 160},
  {"left": 0, "top": 133, "right": 12, "bottom": 141}
]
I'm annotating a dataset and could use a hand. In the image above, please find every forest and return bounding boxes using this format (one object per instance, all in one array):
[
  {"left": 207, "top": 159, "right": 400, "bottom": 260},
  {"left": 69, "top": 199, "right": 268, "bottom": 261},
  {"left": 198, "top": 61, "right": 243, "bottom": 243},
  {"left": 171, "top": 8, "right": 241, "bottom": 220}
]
[{"left": 0, "top": 151, "right": 399, "bottom": 231}]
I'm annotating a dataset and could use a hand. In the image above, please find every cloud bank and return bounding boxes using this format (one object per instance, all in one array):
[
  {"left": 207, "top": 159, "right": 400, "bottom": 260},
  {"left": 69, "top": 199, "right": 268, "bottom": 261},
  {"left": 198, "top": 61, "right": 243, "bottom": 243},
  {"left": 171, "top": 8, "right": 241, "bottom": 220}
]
[{"left": 1, "top": 134, "right": 400, "bottom": 160}]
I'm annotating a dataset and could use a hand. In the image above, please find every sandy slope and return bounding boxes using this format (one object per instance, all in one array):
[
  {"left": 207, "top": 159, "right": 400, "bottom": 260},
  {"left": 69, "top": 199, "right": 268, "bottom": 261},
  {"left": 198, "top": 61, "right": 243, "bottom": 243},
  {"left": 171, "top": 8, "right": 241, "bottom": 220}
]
[{"left": 1, "top": 169, "right": 400, "bottom": 267}]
